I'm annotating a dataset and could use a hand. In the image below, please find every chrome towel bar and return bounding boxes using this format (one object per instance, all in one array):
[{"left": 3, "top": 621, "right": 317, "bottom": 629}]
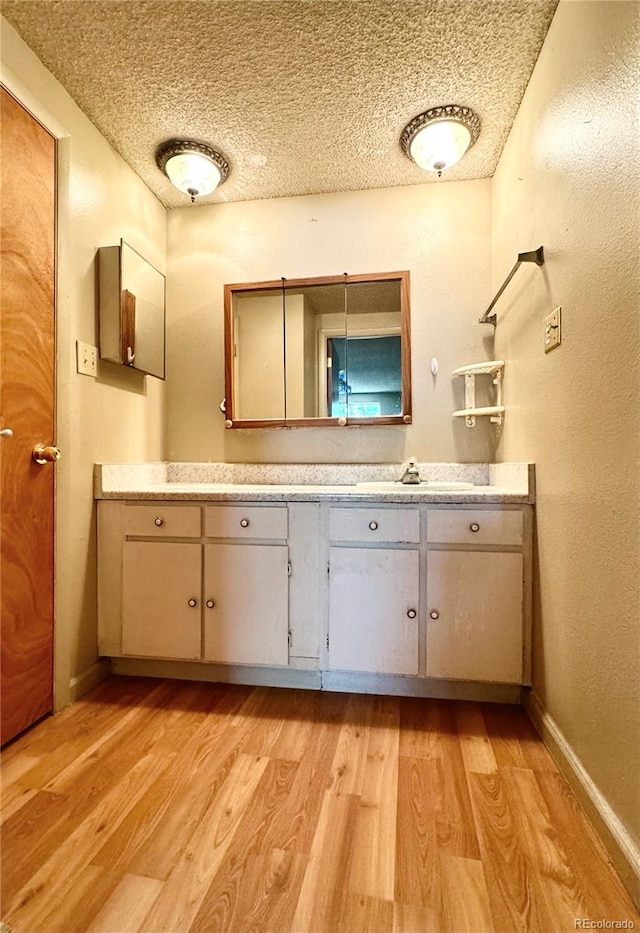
[{"left": 479, "top": 246, "right": 545, "bottom": 325}]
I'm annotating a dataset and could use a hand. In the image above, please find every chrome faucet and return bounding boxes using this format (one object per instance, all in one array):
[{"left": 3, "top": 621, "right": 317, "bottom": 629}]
[{"left": 400, "top": 457, "right": 421, "bottom": 484}]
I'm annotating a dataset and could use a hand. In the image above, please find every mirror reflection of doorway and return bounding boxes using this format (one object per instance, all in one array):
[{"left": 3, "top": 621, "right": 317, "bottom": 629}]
[{"left": 327, "top": 335, "right": 402, "bottom": 418}]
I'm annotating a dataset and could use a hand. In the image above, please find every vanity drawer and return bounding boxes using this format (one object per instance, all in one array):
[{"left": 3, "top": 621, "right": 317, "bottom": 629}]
[
  {"left": 124, "top": 504, "right": 201, "bottom": 538},
  {"left": 204, "top": 505, "right": 288, "bottom": 540},
  {"left": 329, "top": 507, "right": 420, "bottom": 544},
  {"left": 427, "top": 509, "right": 523, "bottom": 546}
]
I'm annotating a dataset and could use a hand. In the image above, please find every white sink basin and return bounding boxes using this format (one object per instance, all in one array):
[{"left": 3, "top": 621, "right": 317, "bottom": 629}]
[{"left": 356, "top": 481, "right": 476, "bottom": 491}]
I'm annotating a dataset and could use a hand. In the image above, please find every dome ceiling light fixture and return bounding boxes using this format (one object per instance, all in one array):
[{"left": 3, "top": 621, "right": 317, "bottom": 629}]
[
  {"left": 400, "top": 104, "right": 481, "bottom": 178},
  {"left": 155, "top": 139, "right": 230, "bottom": 203}
]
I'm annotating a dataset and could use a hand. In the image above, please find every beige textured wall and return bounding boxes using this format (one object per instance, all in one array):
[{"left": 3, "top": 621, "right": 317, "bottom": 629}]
[
  {"left": 1, "top": 19, "right": 166, "bottom": 707},
  {"left": 492, "top": 0, "right": 640, "bottom": 848},
  {"left": 165, "top": 181, "right": 495, "bottom": 463}
]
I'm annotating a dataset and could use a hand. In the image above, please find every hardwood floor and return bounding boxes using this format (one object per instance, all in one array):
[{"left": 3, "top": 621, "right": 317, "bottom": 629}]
[{"left": 1, "top": 677, "right": 637, "bottom": 933}]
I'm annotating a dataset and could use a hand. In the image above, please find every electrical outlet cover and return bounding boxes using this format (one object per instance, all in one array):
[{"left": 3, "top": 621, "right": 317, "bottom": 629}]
[
  {"left": 544, "top": 307, "right": 561, "bottom": 353},
  {"left": 77, "top": 340, "right": 98, "bottom": 376}
]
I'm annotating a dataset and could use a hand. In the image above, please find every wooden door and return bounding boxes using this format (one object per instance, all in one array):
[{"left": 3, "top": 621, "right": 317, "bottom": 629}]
[
  {"left": 122, "top": 542, "right": 202, "bottom": 659},
  {"left": 426, "top": 550, "right": 524, "bottom": 683},
  {"left": 1, "top": 88, "right": 56, "bottom": 745},
  {"left": 328, "top": 546, "right": 420, "bottom": 675},
  {"left": 203, "top": 543, "right": 289, "bottom": 666}
]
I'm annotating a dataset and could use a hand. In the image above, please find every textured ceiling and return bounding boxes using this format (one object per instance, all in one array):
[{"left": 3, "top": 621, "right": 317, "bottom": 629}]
[{"left": 1, "top": 0, "right": 558, "bottom": 208}]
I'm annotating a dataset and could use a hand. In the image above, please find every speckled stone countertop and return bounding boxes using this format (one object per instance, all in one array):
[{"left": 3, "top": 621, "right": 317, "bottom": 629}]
[{"left": 95, "top": 462, "right": 535, "bottom": 504}]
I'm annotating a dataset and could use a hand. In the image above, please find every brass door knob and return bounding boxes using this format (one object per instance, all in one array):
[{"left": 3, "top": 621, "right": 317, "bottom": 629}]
[{"left": 32, "top": 444, "right": 61, "bottom": 465}]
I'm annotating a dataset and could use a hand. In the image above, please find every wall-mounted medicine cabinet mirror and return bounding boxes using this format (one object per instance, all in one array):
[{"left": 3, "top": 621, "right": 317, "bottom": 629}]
[
  {"left": 98, "top": 240, "right": 166, "bottom": 379},
  {"left": 223, "top": 271, "right": 411, "bottom": 427}
]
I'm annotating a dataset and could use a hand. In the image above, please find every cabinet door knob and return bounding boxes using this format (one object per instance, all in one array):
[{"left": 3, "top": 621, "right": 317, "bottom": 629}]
[
  {"left": 206, "top": 599, "right": 215, "bottom": 609},
  {"left": 154, "top": 517, "right": 164, "bottom": 527},
  {"left": 429, "top": 609, "right": 440, "bottom": 620},
  {"left": 407, "top": 609, "right": 417, "bottom": 619},
  {"left": 240, "top": 518, "right": 250, "bottom": 528},
  {"left": 369, "top": 521, "right": 378, "bottom": 531},
  {"left": 188, "top": 598, "right": 197, "bottom": 608},
  {"left": 469, "top": 522, "right": 480, "bottom": 532}
]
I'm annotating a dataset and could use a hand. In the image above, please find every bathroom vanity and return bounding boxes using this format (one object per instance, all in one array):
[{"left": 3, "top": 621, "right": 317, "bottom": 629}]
[{"left": 96, "top": 462, "right": 534, "bottom": 702}]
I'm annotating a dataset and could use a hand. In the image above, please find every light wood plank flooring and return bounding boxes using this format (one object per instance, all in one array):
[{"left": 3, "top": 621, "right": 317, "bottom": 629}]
[{"left": 1, "top": 677, "right": 638, "bottom": 933}]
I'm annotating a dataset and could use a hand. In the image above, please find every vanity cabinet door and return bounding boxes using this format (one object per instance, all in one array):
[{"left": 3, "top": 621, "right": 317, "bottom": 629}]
[
  {"left": 203, "top": 543, "right": 289, "bottom": 667},
  {"left": 328, "top": 547, "right": 419, "bottom": 675},
  {"left": 122, "top": 541, "right": 201, "bottom": 659},
  {"left": 426, "top": 550, "right": 523, "bottom": 683}
]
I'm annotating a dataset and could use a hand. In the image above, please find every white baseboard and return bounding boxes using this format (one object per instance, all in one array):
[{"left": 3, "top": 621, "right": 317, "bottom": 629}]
[
  {"left": 68, "top": 658, "right": 111, "bottom": 702},
  {"left": 525, "top": 690, "right": 640, "bottom": 910}
]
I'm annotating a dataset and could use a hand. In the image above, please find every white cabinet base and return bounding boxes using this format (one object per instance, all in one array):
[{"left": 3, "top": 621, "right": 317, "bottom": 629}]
[
  {"left": 99, "top": 498, "right": 532, "bottom": 696},
  {"left": 111, "top": 657, "right": 522, "bottom": 704}
]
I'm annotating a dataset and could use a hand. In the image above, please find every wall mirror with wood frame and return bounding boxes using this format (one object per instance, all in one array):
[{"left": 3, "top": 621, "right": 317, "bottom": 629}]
[
  {"left": 98, "top": 240, "right": 166, "bottom": 379},
  {"left": 223, "top": 271, "right": 411, "bottom": 428}
]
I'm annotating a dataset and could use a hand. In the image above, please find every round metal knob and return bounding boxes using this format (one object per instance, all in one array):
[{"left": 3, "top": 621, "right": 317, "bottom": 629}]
[
  {"left": 429, "top": 609, "right": 440, "bottom": 620},
  {"left": 0, "top": 428, "right": 13, "bottom": 437},
  {"left": 469, "top": 522, "right": 480, "bottom": 533},
  {"left": 32, "top": 444, "right": 61, "bottom": 465},
  {"left": 188, "top": 598, "right": 197, "bottom": 608},
  {"left": 369, "top": 521, "right": 378, "bottom": 531},
  {"left": 402, "top": 414, "right": 412, "bottom": 424},
  {"left": 407, "top": 609, "right": 417, "bottom": 619},
  {"left": 240, "top": 518, "right": 250, "bottom": 528},
  {"left": 154, "top": 517, "right": 164, "bottom": 527},
  {"left": 338, "top": 417, "right": 347, "bottom": 426},
  {"left": 224, "top": 419, "right": 233, "bottom": 428},
  {"left": 206, "top": 599, "right": 215, "bottom": 609}
]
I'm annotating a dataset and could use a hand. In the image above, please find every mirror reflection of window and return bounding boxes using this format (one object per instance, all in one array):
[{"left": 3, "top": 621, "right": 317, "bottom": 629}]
[{"left": 328, "top": 335, "right": 402, "bottom": 418}]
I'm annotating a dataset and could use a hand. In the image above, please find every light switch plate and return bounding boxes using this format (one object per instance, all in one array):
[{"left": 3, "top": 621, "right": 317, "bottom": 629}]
[
  {"left": 77, "top": 340, "right": 98, "bottom": 376},
  {"left": 544, "top": 307, "right": 561, "bottom": 353}
]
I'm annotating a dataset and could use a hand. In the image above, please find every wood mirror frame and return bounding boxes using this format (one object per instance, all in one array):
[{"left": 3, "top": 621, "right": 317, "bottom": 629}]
[{"left": 223, "top": 271, "right": 411, "bottom": 428}]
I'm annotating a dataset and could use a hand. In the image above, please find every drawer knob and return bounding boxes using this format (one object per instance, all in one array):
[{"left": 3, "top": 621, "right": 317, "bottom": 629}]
[
  {"left": 206, "top": 599, "right": 215, "bottom": 609},
  {"left": 469, "top": 522, "right": 480, "bottom": 533},
  {"left": 154, "top": 517, "right": 164, "bottom": 527},
  {"left": 407, "top": 609, "right": 417, "bottom": 619},
  {"left": 369, "top": 521, "right": 379, "bottom": 531},
  {"left": 240, "top": 518, "right": 250, "bottom": 528},
  {"left": 188, "top": 598, "right": 197, "bottom": 608},
  {"left": 429, "top": 609, "right": 440, "bottom": 620}
]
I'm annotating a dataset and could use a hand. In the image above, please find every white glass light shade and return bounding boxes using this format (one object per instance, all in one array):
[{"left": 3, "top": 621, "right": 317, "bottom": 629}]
[
  {"left": 164, "top": 152, "right": 221, "bottom": 199},
  {"left": 400, "top": 105, "right": 481, "bottom": 176},
  {"left": 155, "top": 140, "right": 230, "bottom": 203},
  {"left": 409, "top": 120, "right": 472, "bottom": 173}
]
